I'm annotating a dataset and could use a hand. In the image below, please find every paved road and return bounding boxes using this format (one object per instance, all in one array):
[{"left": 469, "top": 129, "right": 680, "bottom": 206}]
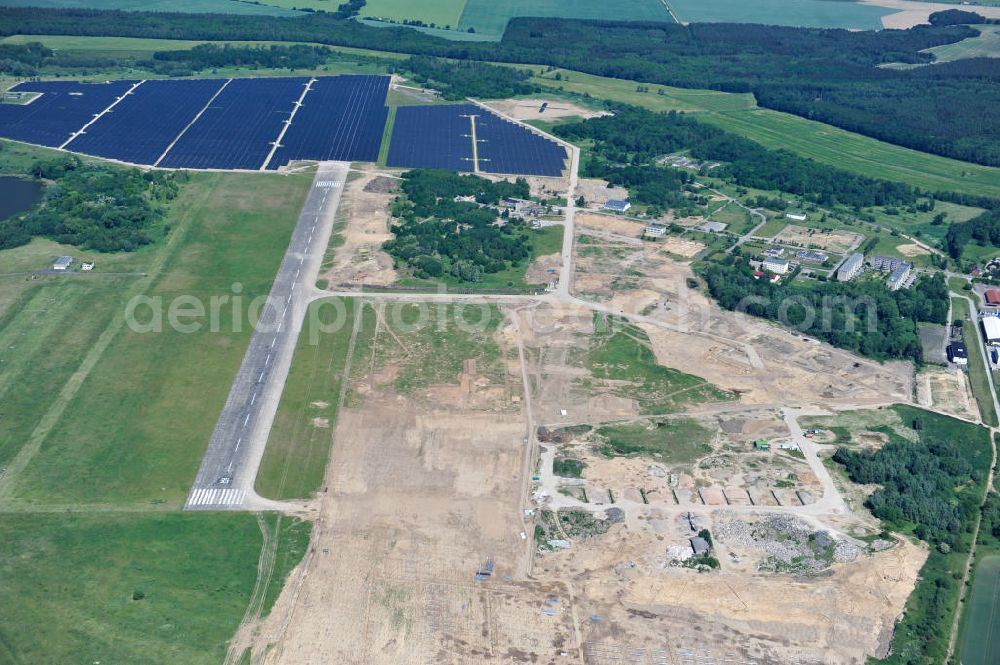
[{"left": 186, "top": 161, "right": 350, "bottom": 511}]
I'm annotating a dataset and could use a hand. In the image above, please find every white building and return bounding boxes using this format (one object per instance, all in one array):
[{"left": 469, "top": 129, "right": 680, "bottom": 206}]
[
  {"left": 52, "top": 256, "right": 72, "bottom": 271},
  {"left": 983, "top": 316, "right": 1000, "bottom": 346},
  {"left": 837, "top": 252, "right": 863, "bottom": 282},
  {"left": 886, "top": 262, "right": 912, "bottom": 291},
  {"left": 762, "top": 257, "right": 790, "bottom": 275},
  {"left": 644, "top": 224, "right": 666, "bottom": 237},
  {"left": 785, "top": 212, "right": 807, "bottom": 221},
  {"left": 603, "top": 199, "right": 631, "bottom": 213}
]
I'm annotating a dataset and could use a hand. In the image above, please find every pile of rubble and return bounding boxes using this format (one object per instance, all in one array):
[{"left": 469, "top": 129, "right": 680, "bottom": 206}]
[{"left": 716, "top": 514, "right": 861, "bottom": 573}]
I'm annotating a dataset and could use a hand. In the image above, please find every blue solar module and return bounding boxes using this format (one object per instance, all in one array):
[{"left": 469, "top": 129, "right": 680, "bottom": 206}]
[
  {"left": 387, "top": 103, "right": 566, "bottom": 177},
  {"left": 476, "top": 111, "right": 567, "bottom": 177},
  {"left": 266, "top": 75, "right": 389, "bottom": 169},
  {"left": 386, "top": 104, "right": 477, "bottom": 172},
  {"left": 66, "top": 78, "right": 227, "bottom": 165},
  {"left": 0, "top": 80, "right": 138, "bottom": 148},
  {"left": 159, "top": 77, "right": 309, "bottom": 170}
]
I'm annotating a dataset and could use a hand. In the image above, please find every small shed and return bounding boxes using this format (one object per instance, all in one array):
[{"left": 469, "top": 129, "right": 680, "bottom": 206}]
[
  {"left": 753, "top": 439, "right": 770, "bottom": 451},
  {"left": 690, "top": 536, "right": 710, "bottom": 556}
]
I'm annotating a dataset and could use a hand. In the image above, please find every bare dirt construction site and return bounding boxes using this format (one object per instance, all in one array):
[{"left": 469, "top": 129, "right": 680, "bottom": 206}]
[
  {"left": 319, "top": 166, "right": 398, "bottom": 288},
  {"left": 484, "top": 98, "right": 610, "bottom": 122},
  {"left": 916, "top": 365, "right": 977, "bottom": 421},
  {"left": 771, "top": 224, "right": 863, "bottom": 254}
]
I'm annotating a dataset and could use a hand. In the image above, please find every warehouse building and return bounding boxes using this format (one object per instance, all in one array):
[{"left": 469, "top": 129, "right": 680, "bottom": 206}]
[
  {"left": 983, "top": 316, "right": 1000, "bottom": 346},
  {"left": 603, "top": 199, "right": 631, "bottom": 213}
]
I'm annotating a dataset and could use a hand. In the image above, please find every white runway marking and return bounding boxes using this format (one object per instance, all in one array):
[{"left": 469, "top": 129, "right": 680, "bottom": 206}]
[
  {"left": 258, "top": 370, "right": 265, "bottom": 383},
  {"left": 235, "top": 437, "right": 242, "bottom": 452},
  {"left": 271, "top": 338, "right": 277, "bottom": 348},
  {"left": 265, "top": 353, "right": 271, "bottom": 366},
  {"left": 243, "top": 413, "right": 251, "bottom": 427},
  {"left": 250, "top": 392, "right": 256, "bottom": 406}
]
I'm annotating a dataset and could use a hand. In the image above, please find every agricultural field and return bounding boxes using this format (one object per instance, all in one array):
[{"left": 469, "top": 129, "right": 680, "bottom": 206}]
[
  {"left": 0, "top": 0, "right": 299, "bottom": 14},
  {"left": 667, "top": 0, "right": 893, "bottom": 29},
  {"left": 457, "top": 0, "right": 674, "bottom": 38},
  {"left": 924, "top": 24, "right": 1000, "bottom": 62},
  {"left": 359, "top": 0, "right": 468, "bottom": 28},
  {"left": 0, "top": 512, "right": 309, "bottom": 665},
  {"left": 958, "top": 554, "right": 1000, "bottom": 665},
  {"left": 0, "top": 165, "right": 313, "bottom": 506}
]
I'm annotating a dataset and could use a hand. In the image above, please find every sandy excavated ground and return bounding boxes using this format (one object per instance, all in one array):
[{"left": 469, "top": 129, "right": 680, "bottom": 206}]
[
  {"left": 917, "top": 364, "right": 978, "bottom": 421},
  {"left": 863, "top": 0, "right": 1000, "bottom": 28},
  {"left": 484, "top": 98, "right": 609, "bottom": 122},
  {"left": 319, "top": 167, "right": 398, "bottom": 288},
  {"left": 572, "top": 233, "right": 913, "bottom": 407},
  {"left": 896, "top": 242, "right": 932, "bottom": 258},
  {"left": 576, "top": 179, "right": 630, "bottom": 210},
  {"left": 772, "top": 224, "right": 863, "bottom": 254}
]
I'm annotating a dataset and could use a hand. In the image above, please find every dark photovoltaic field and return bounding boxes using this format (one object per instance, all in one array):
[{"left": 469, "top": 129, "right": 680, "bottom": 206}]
[
  {"left": 387, "top": 103, "right": 566, "bottom": 177},
  {"left": 0, "top": 77, "right": 564, "bottom": 176},
  {"left": 265, "top": 75, "right": 389, "bottom": 169},
  {"left": 387, "top": 103, "right": 477, "bottom": 172},
  {"left": 0, "top": 79, "right": 137, "bottom": 148},
  {"left": 66, "top": 78, "right": 226, "bottom": 165},
  {"left": 158, "top": 76, "right": 308, "bottom": 170}
]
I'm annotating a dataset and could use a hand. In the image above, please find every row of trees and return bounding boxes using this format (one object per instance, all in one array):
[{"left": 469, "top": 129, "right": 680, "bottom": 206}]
[
  {"left": 701, "top": 258, "right": 948, "bottom": 363},
  {"left": 555, "top": 107, "right": 920, "bottom": 209},
  {"left": 395, "top": 56, "right": 537, "bottom": 101},
  {"left": 1, "top": 8, "right": 996, "bottom": 163},
  {"left": 945, "top": 208, "right": 1000, "bottom": 259},
  {"left": 0, "top": 156, "right": 178, "bottom": 252},
  {"left": 149, "top": 43, "right": 332, "bottom": 75},
  {"left": 383, "top": 170, "right": 533, "bottom": 282}
]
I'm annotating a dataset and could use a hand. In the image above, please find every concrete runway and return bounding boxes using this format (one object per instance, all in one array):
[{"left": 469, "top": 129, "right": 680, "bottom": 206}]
[{"left": 185, "top": 161, "right": 350, "bottom": 511}]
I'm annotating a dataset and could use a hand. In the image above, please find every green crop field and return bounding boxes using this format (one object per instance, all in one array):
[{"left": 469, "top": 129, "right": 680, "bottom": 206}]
[
  {"left": 699, "top": 109, "right": 1000, "bottom": 199},
  {"left": 666, "top": 0, "right": 891, "bottom": 29},
  {"left": 0, "top": 0, "right": 299, "bottom": 14},
  {"left": 925, "top": 24, "right": 1000, "bottom": 62},
  {"left": 0, "top": 164, "right": 313, "bottom": 506},
  {"left": 359, "top": 0, "right": 468, "bottom": 28},
  {"left": 256, "top": 298, "right": 373, "bottom": 500},
  {"left": 959, "top": 555, "right": 1000, "bottom": 665},
  {"left": 0, "top": 511, "right": 309, "bottom": 664},
  {"left": 457, "top": 0, "right": 673, "bottom": 38}
]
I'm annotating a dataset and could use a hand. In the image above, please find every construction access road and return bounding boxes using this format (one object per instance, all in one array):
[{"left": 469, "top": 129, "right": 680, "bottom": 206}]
[{"left": 185, "top": 161, "right": 349, "bottom": 511}]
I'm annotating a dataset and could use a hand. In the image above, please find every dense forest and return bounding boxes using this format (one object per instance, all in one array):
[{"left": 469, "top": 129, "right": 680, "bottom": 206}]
[
  {"left": 945, "top": 208, "right": 1000, "bottom": 260},
  {"left": 0, "top": 8, "right": 996, "bottom": 165},
  {"left": 555, "top": 107, "right": 919, "bottom": 209},
  {"left": 383, "top": 169, "right": 534, "bottom": 282},
  {"left": 0, "top": 156, "right": 178, "bottom": 252},
  {"left": 701, "top": 258, "right": 948, "bottom": 363},
  {"left": 396, "top": 56, "right": 537, "bottom": 101},
  {"left": 832, "top": 408, "right": 991, "bottom": 664}
]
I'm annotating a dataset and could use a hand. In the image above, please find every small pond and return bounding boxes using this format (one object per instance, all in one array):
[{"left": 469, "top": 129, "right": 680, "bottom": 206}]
[{"left": 0, "top": 176, "right": 43, "bottom": 221}]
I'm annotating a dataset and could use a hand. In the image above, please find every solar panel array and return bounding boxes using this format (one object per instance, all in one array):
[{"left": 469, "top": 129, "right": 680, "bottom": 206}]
[
  {"left": 387, "top": 103, "right": 567, "bottom": 177},
  {"left": 0, "top": 75, "right": 389, "bottom": 171},
  {"left": 0, "top": 80, "right": 138, "bottom": 148},
  {"left": 0, "top": 79, "right": 566, "bottom": 177},
  {"left": 266, "top": 75, "right": 389, "bottom": 169}
]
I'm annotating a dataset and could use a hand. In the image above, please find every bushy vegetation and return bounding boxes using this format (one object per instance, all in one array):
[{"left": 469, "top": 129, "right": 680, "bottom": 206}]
[
  {"left": 945, "top": 208, "right": 1000, "bottom": 259},
  {"left": 0, "top": 41, "right": 52, "bottom": 76},
  {"left": 553, "top": 457, "right": 585, "bottom": 478},
  {"left": 0, "top": 156, "right": 178, "bottom": 252},
  {"left": 831, "top": 407, "right": 992, "bottom": 664},
  {"left": 383, "top": 169, "right": 533, "bottom": 282},
  {"left": 397, "top": 56, "right": 537, "bottom": 100},
  {"left": 555, "top": 107, "right": 919, "bottom": 209},
  {"left": 1, "top": 9, "right": 996, "bottom": 165},
  {"left": 701, "top": 259, "right": 949, "bottom": 363},
  {"left": 149, "top": 43, "right": 332, "bottom": 76}
]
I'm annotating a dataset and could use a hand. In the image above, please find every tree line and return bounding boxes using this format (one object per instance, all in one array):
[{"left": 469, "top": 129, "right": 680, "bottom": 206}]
[
  {"left": 701, "top": 258, "right": 948, "bottom": 363},
  {"left": 382, "top": 169, "right": 534, "bottom": 282},
  {"left": 1, "top": 8, "right": 997, "bottom": 165},
  {"left": 394, "top": 56, "right": 538, "bottom": 101},
  {"left": 554, "top": 107, "right": 920, "bottom": 209},
  {"left": 945, "top": 208, "right": 1000, "bottom": 260},
  {"left": 0, "top": 156, "right": 178, "bottom": 252}
]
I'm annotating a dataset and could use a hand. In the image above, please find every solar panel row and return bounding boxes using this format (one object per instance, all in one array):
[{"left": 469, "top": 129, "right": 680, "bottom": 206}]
[
  {"left": 386, "top": 103, "right": 566, "bottom": 177},
  {"left": 66, "top": 78, "right": 227, "bottom": 165},
  {"left": 476, "top": 112, "right": 567, "bottom": 177},
  {"left": 266, "top": 75, "right": 389, "bottom": 169},
  {"left": 386, "top": 103, "right": 477, "bottom": 172},
  {"left": 159, "top": 76, "right": 309, "bottom": 170},
  {"left": 0, "top": 80, "right": 138, "bottom": 148}
]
